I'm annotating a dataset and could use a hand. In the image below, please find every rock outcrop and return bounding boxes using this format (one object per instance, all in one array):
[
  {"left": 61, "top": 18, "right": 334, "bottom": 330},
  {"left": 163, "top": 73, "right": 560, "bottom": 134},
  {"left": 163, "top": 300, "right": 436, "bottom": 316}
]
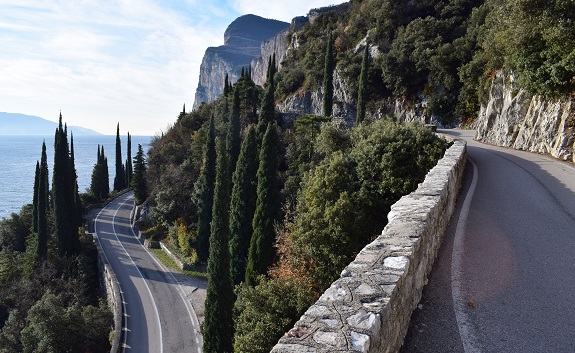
[
  {"left": 193, "top": 15, "right": 289, "bottom": 109},
  {"left": 475, "top": 71, "right": 575, "bottom": 161},
  {"left": 277, "top": 69, "right": 357, "bottom": 126}
]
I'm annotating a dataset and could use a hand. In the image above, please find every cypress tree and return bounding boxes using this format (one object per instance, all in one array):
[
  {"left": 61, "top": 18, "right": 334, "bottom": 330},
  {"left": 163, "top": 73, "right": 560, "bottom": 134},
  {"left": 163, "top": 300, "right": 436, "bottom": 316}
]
[
  {"left": 241, "top": 67, "right": 245, "bottom": 78},
  {"left": 125, "top": 132, "right": 133, "bottom": 186},
  {"left": 202, "top": 138, "right": 234, "bottom": 353},
  {"left": 195, "top": 116, "right": 217, "bottom": 263},
  {"left": 224, "top": 73, "right": 230, "bottom": 96},
  {"left": 32, "top": 161, "right": 40, "bottom": 234},
  {"left": 53, "top": 113, "right": 80, "bottom": 257},
  {"left": 131, "top": 144, "right": 147, "bottom": 205},
  {"left": 323, "top": 31, "right": 335, "bottom": 117},
  {"left": 356, "top": 44, "right": 369, "bottom": 125},
  {"left": 229, "top": 126, "right": 258, "bottom": 285},
  {"left": 40, "top": 141, "right": 49, "bottom": 211},
  {"left": 102, "top": 146, "right": 110, "bottom": 197},
  {"left": 245, "top": 122, "right": 281, "bottom": 286},
  {"left": 180, "top": 104, "right": 186, "bottom": 118},
  {"left": 227, "top": 86, "right": 241, "bottom": 179},
  {"left": 37, "top": 144, "right": 49, "bottom": 262},
  {"left": 70, "top": 133, "right": 82, "bottom": 227},
  {"left": 113, "top": 123, "right": 125, "bottom": 191},
  {"left": 90, "top": 146, "right": 101, "bottom": 200},
  {"left": 91, "top": 145, "right": 110, "bottom": 202},
  {"left": 257, "top": 56, "right": 276, "bottom": 141}
]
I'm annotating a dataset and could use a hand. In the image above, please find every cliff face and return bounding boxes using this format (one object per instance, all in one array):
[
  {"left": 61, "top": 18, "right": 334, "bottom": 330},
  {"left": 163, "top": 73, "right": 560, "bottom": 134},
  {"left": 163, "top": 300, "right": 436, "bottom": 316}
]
[
  {"left": 277, "top": 69, "right": 358, "bottom": 126},
  {"left": 475, "top": 71, "right": 575, "bottom": 161},
  {"left": 193, "top": 15, "right": 289, "bottom": 109},
  {"left": 250, "top": 29, "right": 290, "bottom": 87}
]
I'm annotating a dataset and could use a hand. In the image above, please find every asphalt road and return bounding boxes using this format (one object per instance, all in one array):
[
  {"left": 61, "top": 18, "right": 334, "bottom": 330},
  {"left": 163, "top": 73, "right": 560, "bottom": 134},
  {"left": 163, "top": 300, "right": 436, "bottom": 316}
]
[
  {"left": 94, "top": 192, "right": 203, "bottom": 353},
  {"left": 402, "top": 129, "right": 575, "bottom": 353}
]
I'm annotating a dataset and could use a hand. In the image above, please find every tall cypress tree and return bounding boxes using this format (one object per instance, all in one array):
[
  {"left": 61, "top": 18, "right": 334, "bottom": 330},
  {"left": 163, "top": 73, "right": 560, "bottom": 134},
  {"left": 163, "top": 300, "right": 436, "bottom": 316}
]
[
  {"left": 91, "top": 145, "right": 110, "bottom": 202},
  {"left": 53, "top": 113, "right": 80, "bottom": 257},
  {"left": 195, "top": 116, "right": 217, "bottom": 263},
  {"left": 32, "top": 161, "right": 40, "bottom": 234},
  {"left": 245, "top": 122, "right": 281, "bottom": 286},
  {"left": 113, "top": 123, "right": 125, "bottom": 191},
  {"left": 323, "top": 31, "right": 335, "bottom": 117},
  {"left": 202, "top": 138, "right": 234, "bottom": 353},
  {"left": 40, "top": 141, "right": 49, "bottom": 212},
  {"left": 356, "top": 44, "right": 369, "bottom": 125},
  {"left": 131, "top": 144, "right": 147, "bottom": 205},
  {"left": 229, "top": 126, "right": 258, "bottom": 285},
  {"left": 257, "top": 56, "right": 276, "bottom": 141},
  {"left": 36, "top": 142, "right": 49, "bottom": 262},
  {"left": 70, "top": 133, "right": 82, "bottom": 227},
  {"left": 125, "top": 132, "right": 133, "bottom": 186},
  {"left": 224, "top": 73, "right": 230, "bottom": 96},
  {"left": 227, "top": 86, "right": 241, "bottom": 179}
]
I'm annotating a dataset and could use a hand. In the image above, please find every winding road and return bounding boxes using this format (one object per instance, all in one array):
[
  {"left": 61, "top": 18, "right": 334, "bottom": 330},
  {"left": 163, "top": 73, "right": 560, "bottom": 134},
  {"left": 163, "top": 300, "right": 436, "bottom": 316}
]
[
  {"left": 93, "top": 192, "right": 203, "bottom": 353},
  {"left": 402, "top": 130, "right": 575, "bottom": 352}
]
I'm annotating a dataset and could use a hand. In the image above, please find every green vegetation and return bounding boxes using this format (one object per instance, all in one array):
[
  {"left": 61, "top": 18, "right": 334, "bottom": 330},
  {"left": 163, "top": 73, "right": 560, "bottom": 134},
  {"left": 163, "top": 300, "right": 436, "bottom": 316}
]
[
  {"left": 53, "top": 114, "right": 81, "bottom": 257},
  {"left": 90, "top": 145, "right": 110, "bottom": 202},
  {"left": 131, "top": 144, "right": 148, "bottom": 205},
  {"left": 202, "top": 139, "right": 235, "bottom": 353},
  {"left": 322, "top": 31, "right": 335, "bottom": 117},
  {"left": 194, "top": 116, "right": 217, "bottom": 263},
  {"left": 125, "top": 133, "right": 133, "bottom": 187},
  {"left": 229, "top": 126, "right": 258, "bottom": 285},
  {"left": 113, "top": 123, "right": 126, "bottom": 192},
  {"left": 245, "top": 123, "right": 281, "bottom": 286},
  {"left": 356, "top": 44, "right": 369, "bottom": 125}
]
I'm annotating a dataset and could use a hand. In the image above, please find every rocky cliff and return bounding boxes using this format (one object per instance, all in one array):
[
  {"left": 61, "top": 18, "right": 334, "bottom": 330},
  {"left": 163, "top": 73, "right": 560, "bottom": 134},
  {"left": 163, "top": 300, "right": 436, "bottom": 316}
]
[
  {"left": 475, "top": 71, "right": 575, "bottom": 161},
  {"left": 193, "top": 15, "right": 289, "bottom": 109}
]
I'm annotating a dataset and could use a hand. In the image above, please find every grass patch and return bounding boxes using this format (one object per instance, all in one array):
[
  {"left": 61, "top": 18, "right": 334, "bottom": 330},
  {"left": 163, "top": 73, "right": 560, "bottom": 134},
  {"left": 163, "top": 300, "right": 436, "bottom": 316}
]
[{"left": 150, "top": 248, "right": 207, "bottom": 278}]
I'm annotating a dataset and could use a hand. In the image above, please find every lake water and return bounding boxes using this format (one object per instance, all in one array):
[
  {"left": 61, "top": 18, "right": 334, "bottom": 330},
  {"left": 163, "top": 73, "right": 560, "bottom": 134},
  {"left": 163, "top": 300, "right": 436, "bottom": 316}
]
[{"left": 0, "top": 135, "right": 152, "bottom": 220}]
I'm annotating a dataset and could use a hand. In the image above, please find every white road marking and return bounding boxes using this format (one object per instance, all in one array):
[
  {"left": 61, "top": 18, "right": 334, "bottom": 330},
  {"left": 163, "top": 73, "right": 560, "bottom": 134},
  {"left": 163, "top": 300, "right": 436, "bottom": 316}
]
[
  {"left": 451, "top": 158, "right": 482, "bottom": 353},
  {"left": 96, "top": 195, "right": 164, "bottom": 353},
  {"left": 127, "top": 196, "right": 203, "bottom": 353}
]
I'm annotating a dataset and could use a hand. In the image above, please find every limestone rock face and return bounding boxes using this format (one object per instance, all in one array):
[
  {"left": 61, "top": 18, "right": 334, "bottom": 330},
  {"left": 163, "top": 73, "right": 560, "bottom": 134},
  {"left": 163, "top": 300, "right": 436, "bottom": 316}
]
[
  {"left": 193, "top": 15, "right": 289, "bottom": 109},
  {"left": 250, "top": 29, "right": 290, "bottom": 87},
  {"left": 475, "top": 71, "right": 575, "bottom": 161},
  {"left": 277, "top": 69, "right": 357, "bottom": 126}
]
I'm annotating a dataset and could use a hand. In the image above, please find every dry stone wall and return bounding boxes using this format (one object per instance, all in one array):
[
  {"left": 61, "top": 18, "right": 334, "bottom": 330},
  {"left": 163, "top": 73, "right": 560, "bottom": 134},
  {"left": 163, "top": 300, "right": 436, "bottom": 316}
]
[{"left": 271, "top": 137, "right": 466, "bottom": 353}]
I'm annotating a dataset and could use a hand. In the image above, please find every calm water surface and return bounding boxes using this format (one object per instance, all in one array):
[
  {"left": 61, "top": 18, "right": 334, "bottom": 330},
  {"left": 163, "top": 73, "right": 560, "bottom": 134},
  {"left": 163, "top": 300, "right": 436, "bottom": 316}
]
[{"left": 0, "top": 135, "right": 152, "bottom": 219}]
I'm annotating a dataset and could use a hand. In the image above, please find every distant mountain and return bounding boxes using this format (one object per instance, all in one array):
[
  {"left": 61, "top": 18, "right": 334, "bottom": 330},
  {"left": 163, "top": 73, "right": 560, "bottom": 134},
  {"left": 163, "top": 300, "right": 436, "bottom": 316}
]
[{"left": 0, "top": 112, "right": 102, "bottom": 135}]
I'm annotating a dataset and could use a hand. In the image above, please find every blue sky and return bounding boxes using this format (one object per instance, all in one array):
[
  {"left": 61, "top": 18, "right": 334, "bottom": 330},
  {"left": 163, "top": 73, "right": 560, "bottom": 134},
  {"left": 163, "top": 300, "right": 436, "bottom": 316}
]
[{"left": 0, "top": 0, "right": 345, "bottom": 135}]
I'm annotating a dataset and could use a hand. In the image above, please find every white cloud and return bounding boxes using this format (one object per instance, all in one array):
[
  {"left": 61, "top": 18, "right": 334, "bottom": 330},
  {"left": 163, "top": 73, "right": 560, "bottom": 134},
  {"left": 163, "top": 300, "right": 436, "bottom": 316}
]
[{"left": 0, "top": 0, "right": 223, "bottom": 135}]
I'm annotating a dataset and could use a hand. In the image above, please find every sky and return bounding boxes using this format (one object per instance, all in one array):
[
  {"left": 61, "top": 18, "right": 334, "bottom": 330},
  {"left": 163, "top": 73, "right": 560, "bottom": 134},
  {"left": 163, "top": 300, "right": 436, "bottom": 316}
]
[{"left": 0, "top": 0, "right": 346, "bottom": 136}]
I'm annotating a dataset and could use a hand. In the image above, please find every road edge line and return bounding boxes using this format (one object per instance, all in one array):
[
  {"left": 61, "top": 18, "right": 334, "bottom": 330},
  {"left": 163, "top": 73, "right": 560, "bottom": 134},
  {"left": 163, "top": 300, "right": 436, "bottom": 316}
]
[{"left": 451, "top": 157, "right": 482, "bottom": 353}]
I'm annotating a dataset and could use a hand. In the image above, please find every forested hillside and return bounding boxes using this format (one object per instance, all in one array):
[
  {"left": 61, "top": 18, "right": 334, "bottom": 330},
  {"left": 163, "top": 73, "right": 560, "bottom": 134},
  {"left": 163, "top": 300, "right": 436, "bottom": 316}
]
[{"left": 145, "top": 0, "right": 575, "bottom": 352}]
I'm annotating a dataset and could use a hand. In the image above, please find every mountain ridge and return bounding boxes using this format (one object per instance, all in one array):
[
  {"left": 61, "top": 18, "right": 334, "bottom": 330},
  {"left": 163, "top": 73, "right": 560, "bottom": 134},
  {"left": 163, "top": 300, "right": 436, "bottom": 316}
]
[{"left": 0, "top": 112, "right": 102, "bottom": 136}]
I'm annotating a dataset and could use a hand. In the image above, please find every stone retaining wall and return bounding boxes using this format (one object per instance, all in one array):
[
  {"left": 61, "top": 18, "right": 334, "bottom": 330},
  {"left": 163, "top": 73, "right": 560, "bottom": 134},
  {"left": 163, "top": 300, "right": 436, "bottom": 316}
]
[
  {"left": 271, "top": 138, "right": 467, "bottom": 353},
  {"left": 94, "top": 238, "right": 123, "bottom": 353}
]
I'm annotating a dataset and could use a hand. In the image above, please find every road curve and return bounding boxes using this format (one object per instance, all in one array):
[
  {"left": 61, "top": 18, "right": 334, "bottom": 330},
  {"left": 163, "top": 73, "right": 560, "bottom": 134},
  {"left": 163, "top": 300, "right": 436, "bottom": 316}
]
[
  {"left": 94, "top": 192, "right": 202, "bottom": 353},
  {"left": 402, "top": 130, "right": 575, "bottom": 353}
]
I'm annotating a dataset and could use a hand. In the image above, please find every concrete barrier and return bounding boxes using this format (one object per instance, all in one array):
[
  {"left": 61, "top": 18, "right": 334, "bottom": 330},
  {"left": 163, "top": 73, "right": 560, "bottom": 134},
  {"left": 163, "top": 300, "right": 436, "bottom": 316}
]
[{"left": 271, "top": 138, "right": 467, "bottom": 353}]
